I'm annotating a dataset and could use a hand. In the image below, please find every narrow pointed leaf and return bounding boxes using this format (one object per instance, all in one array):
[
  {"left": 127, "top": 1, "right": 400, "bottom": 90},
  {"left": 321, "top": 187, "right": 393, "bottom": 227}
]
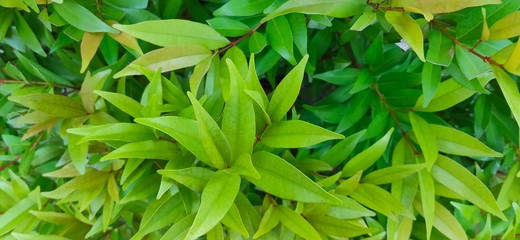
[
  {"left": 385, "top": 11, "right": 425, "bottom": 61},
  {"left": 264, "top": 0, "right": 365, "bottom": 21},
  {"left": 158, "top": 167, "right": 213, "bottom": 192},
  {"left": 362, "top": 164, "right": 426, "bottom": 185},
  {"left": 9, "top": 93, "right": 86, "bottom": 118},
  {"left": 430, "top": 124, "right": 503, "bottom": 157},
  {"left": 67, "top": 123, "right": 155, "bottom": 143},
  {"left": 417, "top": 167, "right": 435, "bottom": 239},
  {"left": 261, "top": 120, "right": 344, "bottom": 148},
  {"left": 413, "top": 199, "right": 468, "bottom": 240},
  {"left": 491, "top": 65, "right": 520, "bottom": 128},
  {"left": 80, "top": 32, "right": 104, "bottom": 73},
  {"left": 266, "top": 16, "right": 296, "bottom": 65},
  {"left": 101, "top": 140, "right": 182, "bottom": 161},
  {"left": 409, "top": 113, "right": 438, "bottom": 170},
  {"left": 94, "top": 90, "right": 143, "bottom": 118},
  {"left": 489, "top": 11, "right": 520, "bottom": 40},
  {"left": 274, "top": 206, "right": 321, "bottom": 240},
  {"left": 185, "top": 171, "right": 241, "bottom": 240},
  {"left": 53, "top": 0, "right": 116, "bottom": 33},
  {"left": 248, "top": 151, "right": 340, "bottom": 204}
]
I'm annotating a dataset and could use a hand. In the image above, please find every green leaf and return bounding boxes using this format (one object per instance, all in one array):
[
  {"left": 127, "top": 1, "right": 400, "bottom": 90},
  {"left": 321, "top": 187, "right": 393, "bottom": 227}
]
[
  {"left": 214, "top": 0, "right": 275, "bottom": 16},
  {"left": 328, "top": 195, "right": 376, "bottom": 219},
  {"left": 113, "top": 19, "right": 229, "bottom": 50},
  {"left": 254, "top": 204, "right": 279, "bottom": 239},
  {"left": 385, "top": 11, "right": 425, "bottom": 62},
  {"left": 188, "top": 92, "right": 230, "bottom": 169},
  {"left": 189, "top": 55, "right": 214, "bottom": 94},
  {"left": 80, "top": 32, "right": 104, "bottom": 73},
  {"left": 221, "top": 204, "right": 249, "bottom": 238},
  {"left": 101, "top": 140, "right": 182, "bottom": 161},
  {"left": 114, "top": 45, "right": 212, "bottom": 78},
  {"left": 67, "top": 134, "right": 88, "bottom": 174},
  {"left": 158, "top": 167, "right": 213, "bottom": 192},
  {"left": 266, "top": 16, "right": 296, "bottom": 65},
  {"left": 94, "top": 90, "right": 143, "bottom": 118},
  {"left": 362, "top": 164, "right": 426, "bottom": 185},
  {"left": 431, "top": 155, "right": 506, "bottom": 220},
  {"left": 413, "top": 199, "right": 468, "bottom": 240},
  {"left": 415, "top": 78, "right": 476, "bottom": 112},
  {"left": 491, "top": 65, "right": 520, "bottom": 128},
  {"left": 351, "top": 8, "right": 377, "bottom": 31},
  {"left": 489, "top": 11, "right": 520, "bottom": 40},
  {"left": 314, "top": 68, "right": 360, "bottom": 85},
  {"left": 288, "top": 13, "right": 308, "bottom": 55},
  {"left": 9, "top": 93, "right": 86, "bottom": 118},
  {"left": 322, "top": 130, "right": 366, "bottom": 167},
  {"left": 160, "top": 213, "right": 195, "bottom": 240},
  {"left": 342, "top": 128, "right": 394, "bottom": 177},
  {"left": 261, "top": 120, "right": 344, "bottom": 148},
  {"left": 409, "top": 113, "right": 438, "bottom": 170},
  {"left": 307, "top": 215, "right": 377, "bottom": 238},
  {"left": 417, "top": 167, "right": 436, "bottom": 239},
  {"left": 14, "top": 11, "right": 46, "bottom": 56},
  {"left": 395, "top": 0, "right": 500, "bottom": 14},
  {"left": 349, "top": 183, "right": 407, "bottom": 221},
  {"left": 132, "top": 194, "right": 184, "bottom": 240},
  {"left": 267, "top": 54, "right": 308, "bottom": 122},
  {"left": 430, "top": 124, "right": 503, "bottom": 157},
  {"left": 80, "top": 70, "right": 111, "bottom": 113},
  {"left": 222, "top": 60, "right": 256, "bottom": 162},
  {"left": 264, "top": 0, "right": 366, "bottom": 21},
  {"left": 421, "top": 62, "right": 442, "bottom": 108},
  {"left": 53, "top": 0, "right": 116, "bottom": 33},
  {"left": 248, "top": 151, "right": 340, "bottom": 204},
  {"left": 67, "top": 123, "right": 155, "bottom": 143},
  {"left": 426, "top": 30, "right": 454, "bottom": 66},
  {"left": 228, "top": 153, "right": 260, "bottom": 179},
  {"left": 207, "top": 17, "right": 250, "bottom": 37},
  {"left": 0, "top": 8, "right": 13, "bottom": 41},
  {"left": 10, "top": 233, "right": 71, "bottom": 240},
  {"left": 274, "top": 206, "right": 321, "bottom": 240},
  {"left": 249, "top": 32, "right": 267, "bottom": 54},
  {"left": 455, "top": 45, "right": 489, "bottom": 80},
  {"left": 135, "top": 117, "right": 211, "bottom": 167},
  {"left": 185, "top": 171, "right": 241, "bottom": 240}
]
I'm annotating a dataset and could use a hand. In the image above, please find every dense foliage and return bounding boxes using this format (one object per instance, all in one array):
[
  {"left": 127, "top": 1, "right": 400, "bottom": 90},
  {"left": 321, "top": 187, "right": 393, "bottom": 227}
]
[{"left": 1, "top": 0, "right": 520, "bottom": 239}]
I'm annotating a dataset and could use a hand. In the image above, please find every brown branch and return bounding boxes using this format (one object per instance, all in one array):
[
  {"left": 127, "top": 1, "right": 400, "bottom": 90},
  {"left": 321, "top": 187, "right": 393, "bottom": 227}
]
[
  {"left": 0, "top": 79, "right": 79, "bottom": 90},
  {"left": 371, "top": 83, "right": 420, "bottom": 155},
  {"left": 216, "top": 23, "right": 264, "bottom": 55}
]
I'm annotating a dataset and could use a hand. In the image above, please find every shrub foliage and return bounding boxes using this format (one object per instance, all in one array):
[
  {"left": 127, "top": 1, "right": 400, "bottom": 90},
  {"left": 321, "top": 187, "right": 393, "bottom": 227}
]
[{"left": 1, "top": 0, "right": 520, "bottom": 239}]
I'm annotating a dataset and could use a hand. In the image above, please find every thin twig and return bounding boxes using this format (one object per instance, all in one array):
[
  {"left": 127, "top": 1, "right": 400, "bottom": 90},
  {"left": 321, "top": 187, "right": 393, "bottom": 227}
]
[{"left": 0, "top": 79, "right": 79, "bottom": 90}]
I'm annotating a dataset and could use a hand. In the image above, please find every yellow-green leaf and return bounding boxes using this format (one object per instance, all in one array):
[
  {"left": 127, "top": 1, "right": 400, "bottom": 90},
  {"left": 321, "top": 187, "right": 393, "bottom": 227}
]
[
  {"left": 80, "top": 32, "right": 104, "bottom": 73},
  {"left": 491, "top": 65, "right": 520, "bottom": 128},
  {"left": 489, "top": 11, "right": 520, "bottom": 40},
  {"left": 430, "top": 124, "right": 503, "bottom": 157},
  {"left": 101, "top": 140, "right": 182, "bottom": 162},
  {"left": 67, "top": 123, "right": 155, "bottom": 144},
  {"left": 385, "top": 11, "right": 425, "bottom": 62},
  {"left": 94, "top": 90, "right": 143, "bottom": 118},
  {"left": 113, "top": 19, "right": 229, "bottom": 50},
  {"left": 9, "top": 93, "right": 86, "bottom": 118},
  {"left": 417, "top": 167, "right": 435, "bottom": 239},
  {"left": 342, "top": 128, "right": 394, "bottom": 177},
  {"left": 274, "top": 206, "right": 321, "bottom": 240},
  {"left": 264, "top": 0, "right": 365, "bottom": 21},
  {"left": 185, "top": 171, "right": 241, "bottom": 240},
  {"left": 114, "top": 45, "right": 212, "bottom": 78},
  {"left": 362, "top": 164, "right": 426, "bottom": 185},
  {"left": 413, "top": 199, "right": 468, "bottom": 240},
  {"left": 409, "top": 112, "right": 438, "bottom": 170},
  {"left": 431, "top": 155, "right": 506, "bottom": 220},
  {"left": 158, "top": 167, "right": 213, "bottom": 192},
  {"left": 261, "top": 120, "right": 344, "bottom": 148},
  {"left": 53, "top": 0, "right": 117, "bottom": 33}
]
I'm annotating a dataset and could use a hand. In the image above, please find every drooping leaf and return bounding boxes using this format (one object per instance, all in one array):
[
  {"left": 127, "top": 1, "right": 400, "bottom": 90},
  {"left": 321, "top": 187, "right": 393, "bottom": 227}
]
[
  {"left": 266, "top": 15, "right": 296, "bottom": 65},
  {"left": 409, "top": 113, "right": 438, "bottom": 170},
  {"left": 491, "top": 65, "right": 520, "bottom": 128},
  {"left": 53, "top": 0, "right": 117, "bottom": 33},
  {"left": 267, "top": 55, "right": 308, "bottom": 122},
  {"left": 185, "top": 171, "right": 241, "bottom": 240},
  {"left": 114, "top": 45, "right": 212, "bottom": 78},
  {"left": 261, "top": 120, "right": 344, "bottom": 148},
  {"left": 385, "top": 11, "right": 425, "bottom": 62},
  {"left": 113, "top": 19, "right": 229, "bottom": 49},
  {"left": 430, "top": 124, "right": 503, "bottom": 157},
  {"left": 431, "top": 155, "right": 506, "bottom": 220},
  {"left": 342, "top": 128, "right": 394, "bottom": 177},
  {"left": 9, "top": 93, "right": 86, "bottom": 118},
  {"left": 247, "top": 151, "right": 340, "bottom": 204},
  {"left": 264, "top": 0, "right": 366, "bottom": 21}
]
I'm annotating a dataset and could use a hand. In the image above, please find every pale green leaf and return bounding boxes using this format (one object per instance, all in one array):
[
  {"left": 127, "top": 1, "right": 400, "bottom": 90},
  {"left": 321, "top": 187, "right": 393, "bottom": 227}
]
[
  {"left": 207, "top": 17, "right": 250, "bottom": 37},
  {"left": 132, "top": 194, "right": 184, "bottom": 240},
  {"left": 160, "top": 213, "right": 195, "bottom": 240},
  {"left": 80, "top": 32, "right": 103, "bottom": 73},
  {"left": 409, "top": 112, "right": 438, "bottom": 170},
  {"left": 430, "top": 124, "right": 503, "bottom": 157},
  {"left": 101, "top": 140, "right": 182, "bottom": 161},
  {"left": 307, "top": 215, "right": 376, "bottom": 238},
  {"left": 489, "top": 11, "right": 520, "bottom": 40},
  {"left": 227, "top": 153, "right": 260, "bottom": 179},
  {"left": 491, "top": 65, "right": 520, "bottom": 128},
  {"left": 94, "top": 90, "right": 143, "bottom": 118},
  {"left": 189, "top": 55, "right": 213, "bottom": 94},
  {"left": 158, "top": 167, "right": 213, "bottom": 192},
  {"left": 114, "top": 45, "right": 212, "bottom": 78},
  {"left": 349, "top": 183, "right": 407, "bottom": 221},
  {"left": 431, "top": 155, "right": 506, "bottom": 220},
  {"left": 9, "top": 93, "right": 86, "bottom": 118},
  {"left": 415, "top": 78, "right": 476, "bottom": 112},
  {"left": 394, "top": 0, "right": 500, "bottom": 14},
  {"left": 53, "top": 0, "right": 116, "bottom": 33},
  {"left": 362, "top": 164, "right": 426, "bottom": 185},
  {"left": 385, "top": 11, "right": 425, "bottom": 62},
  {"left": 455, "top": 45, "right": 489, "bottom": 80},
  {"left": 254, "top": 204, "right": 279, "bottom": 239},
  {"left": 214, "top": 0, "right": 274, "bottom": 16},
  {"left": 413, "top": 199, "right": 468, "bottom": 240},
  {"left": 266, "top": 16, "right": 296, "bottom": 65},
  {"left": 417, "top": 167, "right": 435, "bottom": 239},
  {"left": 67, "top": 123, "right": 155, "bottom": 143},
  {"left": 185, "top": 171, "right": 241, "bottom": 240},
  {"left": 264, "top": 0, "right": 366, "bottom": 21},
  {"left": 267, "top": 55, "right": 308, "bottom": 122},
  {"left": 328, "top": 195, "right": 376, "bottom": 219},
  {"left": 342, "top": 128, "right": 394, "bottom": 177},
  {"left": 10, "top": 233, "right": 71, "bottom": 240},
  {"left": 351, "top": 8, "right": 377, "bottom": 31},
  {"left": 80, "top": 70, "right": 111, "bottom": 113},
  {"left": 261, "top": 120, "right": 344, "bottom": 148},
  {"left": 248, "top": 151, "right": 340, "bottom": 204},
  {"left": 274, "top": 206, "right": 320, "bottom": 240},
  {"left": 221, "top": 204, "right": 249, "bottom": 238},
  {"left": 113, "top": 19, "right": 229, "bottom": 49}
]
